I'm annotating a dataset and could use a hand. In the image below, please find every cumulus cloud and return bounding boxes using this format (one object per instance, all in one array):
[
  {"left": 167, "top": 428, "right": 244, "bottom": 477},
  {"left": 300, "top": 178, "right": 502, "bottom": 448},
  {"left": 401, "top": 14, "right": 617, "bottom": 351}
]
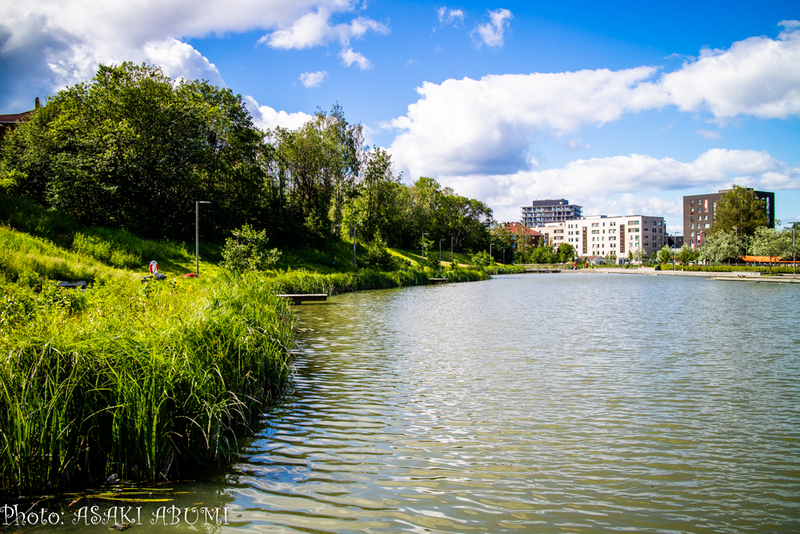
[
  {"left": 447, "top": 149, "right": 800, "bottom": 222},
  {"left": 437, "top": 7, "right": 465, "bottom": 26},
  {"left": 0, "top": 0, "right": 382, "bottom": 111},
  {"left": 259, "top": 9, "right": 388, "bottom": 49},
  {"left": 299, "top": 70, "right": 328, "bottom": 88},
  {"left": 659, "top": 21, "right": 800, "bottom": 121},
  {"left": 389, "top": 22, "right": 800, "bottom": 180},
  {"left": 245, "top": 96, "right": 313, "bottom": 131},
  {"left": 339, "top": 47, "right": 372, "bottom": 69},
  {"left": 471, "top": 8, "right": 513, "bottom": 49}
]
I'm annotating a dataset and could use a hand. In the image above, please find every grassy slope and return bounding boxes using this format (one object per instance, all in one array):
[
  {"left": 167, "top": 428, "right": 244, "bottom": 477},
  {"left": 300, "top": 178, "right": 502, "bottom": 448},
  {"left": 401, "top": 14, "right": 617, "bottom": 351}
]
[{"left": 0, "top": 195, "right": 505, "bottom": 495}]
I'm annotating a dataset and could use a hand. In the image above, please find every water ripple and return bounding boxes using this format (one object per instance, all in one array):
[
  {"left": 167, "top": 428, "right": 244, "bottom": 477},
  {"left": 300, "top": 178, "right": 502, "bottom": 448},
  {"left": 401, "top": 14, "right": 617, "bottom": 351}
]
[{"left": 227, "top": 274, "right": 800, "bottom": 533}]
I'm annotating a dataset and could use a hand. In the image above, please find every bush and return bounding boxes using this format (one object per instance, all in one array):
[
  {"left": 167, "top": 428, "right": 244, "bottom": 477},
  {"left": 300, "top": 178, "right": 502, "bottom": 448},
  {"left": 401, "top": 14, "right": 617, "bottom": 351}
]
[
  {"left": 222, "top": 224, "right": 281, "bottom": 272},
  {"left": 364, "top": 237, "right": 396, "bottom": 270}
]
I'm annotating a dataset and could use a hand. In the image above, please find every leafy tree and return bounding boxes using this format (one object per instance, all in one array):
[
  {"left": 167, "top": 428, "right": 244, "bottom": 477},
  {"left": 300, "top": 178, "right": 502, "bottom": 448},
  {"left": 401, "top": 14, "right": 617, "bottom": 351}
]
[
  {"left": 357, "top": 147, "right": 400, "bottom": 244},
  {"left": 472, "top": 250, "right": 493, "bottom": 268},
  {"left": 711, "top": 185, "right": 768, "bottom": 236},
  {"left": 705, "top": 230, "right": 743, "bottom": 264},
  {"left": 221, "top": 224, "right": 281, "bottom": 271},
  {"left": 677, "top": 244, "right": 697, "bottom": 264},
  {"left": 530, "top": 245, "right": 556, "bottom": 264},
  {"left": 630, "top": 248, "right": 646, "bottom": 263},
  {"left": 1, "top": 62, "right": 270, "bottom": 241},
  {"left": 557, "top": 243, "right": 575, "bottom": 263},
  {"left": 657, "top": 245, "right": 673, "bottom": 265},
  {"left": 363, "top": 237, "right": 396, "bottom": 271},
  {"left": 749, "top": 224, "right": 791, "bottom": 274}
]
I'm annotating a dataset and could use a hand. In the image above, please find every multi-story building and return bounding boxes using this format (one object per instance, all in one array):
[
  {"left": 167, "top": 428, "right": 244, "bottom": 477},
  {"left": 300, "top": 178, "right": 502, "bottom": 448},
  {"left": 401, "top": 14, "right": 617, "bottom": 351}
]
[
  {"left": 530, "top": 214, "right": 668, "bottom": 261},
  {"left": 521, "top": 199, "right": 582, "bottom": 227},
  {"left": 683, "top": 189, "right": 775, "bottom": 250}
]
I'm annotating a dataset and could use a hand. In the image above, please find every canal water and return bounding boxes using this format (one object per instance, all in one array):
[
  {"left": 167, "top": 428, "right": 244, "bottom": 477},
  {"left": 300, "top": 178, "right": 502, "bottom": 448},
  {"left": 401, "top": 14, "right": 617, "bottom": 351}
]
[
  {"left": 225, "top": 273, "right": 800, "bottom": 533},
  {"left": 16, "top": 273, "right": 799, "bottom": 533}
]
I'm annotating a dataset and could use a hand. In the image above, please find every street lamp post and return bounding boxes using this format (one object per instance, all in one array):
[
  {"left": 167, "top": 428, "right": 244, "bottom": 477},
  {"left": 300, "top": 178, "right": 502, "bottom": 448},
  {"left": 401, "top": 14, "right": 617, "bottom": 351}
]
[
  {"left": 439, "top": 239, "right": 444, "bottom": 261},
  {"left": 196, "top": 201, "right": 210, "bottom": 277},
  {"left": 451, "top": 237, "right": 454, "bottom": 263},
  {"left": 422, "top": 232, "right": 428, "bottom": 265},
  {"left": 490, "top": 243, "right": 494, "bottom": 259}
]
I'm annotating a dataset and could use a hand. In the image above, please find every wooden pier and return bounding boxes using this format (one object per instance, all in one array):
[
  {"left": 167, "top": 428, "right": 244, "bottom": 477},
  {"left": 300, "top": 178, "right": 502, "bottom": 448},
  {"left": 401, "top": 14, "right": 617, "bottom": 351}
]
[{"left": 277, "top": 294, "right": 329, "bottom": 304}]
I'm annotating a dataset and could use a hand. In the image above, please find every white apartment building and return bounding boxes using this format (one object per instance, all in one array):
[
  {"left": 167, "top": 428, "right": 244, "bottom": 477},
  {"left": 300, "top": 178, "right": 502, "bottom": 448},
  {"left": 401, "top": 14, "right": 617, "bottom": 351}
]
[{"left": 531, "top": 215, "right": 667, "bottom": 261}]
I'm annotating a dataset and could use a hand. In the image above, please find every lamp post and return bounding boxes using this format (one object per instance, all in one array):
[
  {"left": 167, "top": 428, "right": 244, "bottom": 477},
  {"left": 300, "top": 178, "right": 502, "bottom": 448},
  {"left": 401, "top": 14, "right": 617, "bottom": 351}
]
[
  {"left": 422, "top": 232, "right": 428, "bottom": 265},
  {"left": 451, "top": 237, "right": 454, "bottom": 263},
  {"left": 195, "top": 201, "right": 210, "bottom": 278},
  {"left": 439, "top": 239, "right": 444, "bottom": 261},
  {"left": 490, "top": 243, "right": 494, "bottom": 259}
]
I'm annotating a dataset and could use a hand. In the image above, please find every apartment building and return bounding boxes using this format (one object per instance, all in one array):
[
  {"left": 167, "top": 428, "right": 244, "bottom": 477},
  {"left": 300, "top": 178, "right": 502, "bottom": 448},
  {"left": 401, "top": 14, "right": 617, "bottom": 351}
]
[
  {"left": 683, "top": 189, "right": 775, "bottom": 250},
  {"left": 531, "top": 215, "right": 667, "bottom": 261},
  {"left": 521, "top": 199, "right": 582, "bottom": 227}
]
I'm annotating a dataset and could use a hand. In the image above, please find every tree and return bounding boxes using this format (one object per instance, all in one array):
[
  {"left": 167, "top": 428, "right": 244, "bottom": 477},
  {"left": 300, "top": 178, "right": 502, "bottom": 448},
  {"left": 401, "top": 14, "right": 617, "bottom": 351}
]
[
  {"left": 657, "top": 245, "right": 673, "bottom": 265},
  {"left": 557, "top": 243, "right": 575, "bottom": 263},
  {"left": 711, "top": 185, "right": 768, "bottom": 236},
  {"left": 221, "top": 224, "right": 281, "bottom": 271},
  {"left": 677, "top": 244, "right": 698, "bottom": 264},
  {"left": 750, "top": 225, "right": 791, "bottom": 274},
  {"left": 1, "top": 62, "right": 271, "bottom": 241},
  {"left": 705, "top": 230, "right": 743, "bottom": 264}
]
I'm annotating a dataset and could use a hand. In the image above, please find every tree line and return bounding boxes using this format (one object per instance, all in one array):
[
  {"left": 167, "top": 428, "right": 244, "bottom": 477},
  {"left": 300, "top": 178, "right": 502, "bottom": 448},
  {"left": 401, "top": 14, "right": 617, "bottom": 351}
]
[{"left": 0, "top": 62, "right": 492, "bottom": 255}]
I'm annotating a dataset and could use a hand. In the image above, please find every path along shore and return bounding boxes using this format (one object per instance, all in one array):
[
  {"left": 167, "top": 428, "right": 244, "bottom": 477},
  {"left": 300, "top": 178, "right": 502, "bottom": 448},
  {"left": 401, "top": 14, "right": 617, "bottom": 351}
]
[{"left": 586, "top": 267, "right": 800, "bottom": 284}]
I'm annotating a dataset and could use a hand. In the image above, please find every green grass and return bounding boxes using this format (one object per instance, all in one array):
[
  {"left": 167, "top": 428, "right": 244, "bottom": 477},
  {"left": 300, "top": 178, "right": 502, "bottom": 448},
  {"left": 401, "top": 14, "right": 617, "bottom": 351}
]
[
  {"left": 0, "top": 196, "right": 515, "bottom": 497},
  {"left": 1, "top": 273, "right": 295, "bottom": 495}
]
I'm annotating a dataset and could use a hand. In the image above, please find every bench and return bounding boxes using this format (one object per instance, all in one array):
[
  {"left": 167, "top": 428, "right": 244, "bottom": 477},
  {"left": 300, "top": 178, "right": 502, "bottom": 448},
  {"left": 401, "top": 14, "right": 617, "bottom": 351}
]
[
  {"left": 429, "top": 278, "right": 448, "bottom": 284},
  {"left": 277, "top": 293, "right": 328, "bottom": 305}
]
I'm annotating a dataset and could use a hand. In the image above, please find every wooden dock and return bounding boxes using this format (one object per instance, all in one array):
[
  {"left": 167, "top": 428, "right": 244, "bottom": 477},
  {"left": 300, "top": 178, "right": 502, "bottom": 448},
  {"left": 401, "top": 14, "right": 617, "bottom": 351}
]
[
  {"left": 524, "top": 269, "right": 561, "bottom": 273},
  {"left": 277, "top": 293, "right": 328, "bottom": 304},
  {"left": 429, "top": 278, "right": 448, "bottom": 284}
]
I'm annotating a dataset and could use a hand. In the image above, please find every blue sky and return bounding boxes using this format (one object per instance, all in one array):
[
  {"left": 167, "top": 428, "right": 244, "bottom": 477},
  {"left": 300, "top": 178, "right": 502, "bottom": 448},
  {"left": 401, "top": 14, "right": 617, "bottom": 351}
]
[{"left": 1, "top": 1, "right": 798, "bottom": 232}]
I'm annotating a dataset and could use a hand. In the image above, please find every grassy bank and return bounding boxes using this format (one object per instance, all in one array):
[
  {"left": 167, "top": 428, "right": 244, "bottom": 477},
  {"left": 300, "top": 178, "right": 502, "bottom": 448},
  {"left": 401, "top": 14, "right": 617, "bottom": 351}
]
[
  {"left": 1, "top": 273, "right": 294, "bottom": 496},
  {"left": 0, "top": 193, "right": 517, "bottom": 497}
]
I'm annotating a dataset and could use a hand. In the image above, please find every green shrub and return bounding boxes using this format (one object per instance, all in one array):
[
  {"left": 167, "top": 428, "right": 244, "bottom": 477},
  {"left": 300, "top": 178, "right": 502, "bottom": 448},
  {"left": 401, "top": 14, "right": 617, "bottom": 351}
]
[{"left": 222, "top": 224, "right": 281, "bottom": 272}]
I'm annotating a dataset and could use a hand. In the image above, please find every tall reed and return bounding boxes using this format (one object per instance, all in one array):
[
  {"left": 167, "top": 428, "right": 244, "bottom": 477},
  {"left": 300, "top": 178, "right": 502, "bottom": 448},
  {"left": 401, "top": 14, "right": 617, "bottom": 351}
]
[{"left": 0, "top": 272, "right": 295, "bottom": 495}]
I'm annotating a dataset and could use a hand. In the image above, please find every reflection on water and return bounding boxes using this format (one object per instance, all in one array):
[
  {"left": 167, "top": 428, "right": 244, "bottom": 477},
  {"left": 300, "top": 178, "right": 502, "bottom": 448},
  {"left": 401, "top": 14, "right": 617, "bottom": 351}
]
[{"left": 228, "top": 273, "right": 800, "bottom": 533}]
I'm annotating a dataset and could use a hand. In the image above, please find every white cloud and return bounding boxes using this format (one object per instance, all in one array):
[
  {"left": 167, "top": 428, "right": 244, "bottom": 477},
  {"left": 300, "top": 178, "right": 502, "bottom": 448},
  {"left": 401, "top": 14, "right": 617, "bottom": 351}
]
[
  {"left": 339, "top": 47, "right": 372, "bottom": 69},
  {"left": 659, "top": 21, "right": 800, "bottom": 121},
  {"left": 259, "top": 9, "right": 388, "bottom": 49},
  {"left": 388, "top": 23, "right": 800, "bottom": 181},
  {"left": 442, "top": 149, "right": 799, "bottom": 222},
  {"left": 0, "top": 0, "right": 381, "bottom": 110},
  {"left": 696, "top": 129, "right": 723, "bottom": 140},
  {"left": 245, "top": 96, "right": 313, "bottom": 131},
  {"left": 471, "top": 8, "right": 513, "bottom": 49},
  {"left": 437, "top": 7, "right": 465, "bottom": 26},
  {"left": 389, "top": 67, "right": 663, "bottom": 178},
  {"left": 299, "top": 70, "right": 328, "bottom": 88}
]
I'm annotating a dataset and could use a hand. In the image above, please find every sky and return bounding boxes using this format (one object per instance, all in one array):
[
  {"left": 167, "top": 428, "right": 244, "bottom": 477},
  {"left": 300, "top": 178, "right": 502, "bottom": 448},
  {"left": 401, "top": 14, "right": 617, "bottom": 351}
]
[{"left": 1, "top": 0, "right": 799, "bottom": 233}]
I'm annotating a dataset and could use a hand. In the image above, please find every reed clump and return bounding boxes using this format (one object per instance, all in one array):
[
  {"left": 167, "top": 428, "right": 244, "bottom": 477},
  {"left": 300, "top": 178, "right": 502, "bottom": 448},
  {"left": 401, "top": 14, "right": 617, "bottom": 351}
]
[
  {"left": 0, "top": 272, "right": 294, "bottom": 496},
  {"left": 269, "top": 265, "right": 489, "bottom": 295}
]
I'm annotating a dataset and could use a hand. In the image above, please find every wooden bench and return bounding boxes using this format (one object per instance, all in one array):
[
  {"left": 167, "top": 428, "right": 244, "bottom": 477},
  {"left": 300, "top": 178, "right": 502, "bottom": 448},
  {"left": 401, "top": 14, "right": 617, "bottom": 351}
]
[
  {"left": 277, "top": 293, "right": 328, "bottom": 305},
  {"left": 428, "top": 278, "right": 448, "bottom": 284}
]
